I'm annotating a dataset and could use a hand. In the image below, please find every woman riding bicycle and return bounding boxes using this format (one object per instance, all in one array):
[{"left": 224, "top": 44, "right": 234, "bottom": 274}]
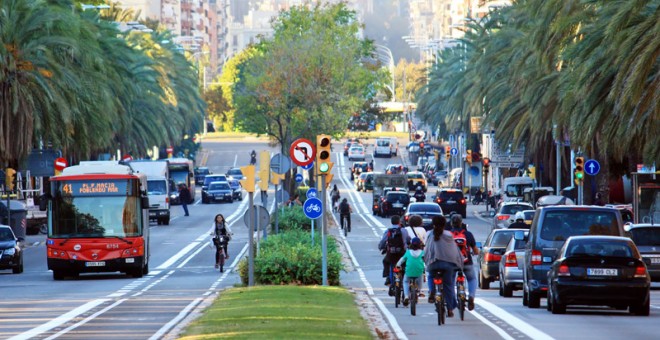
[
  {"left": 330, "top": 184, "right": 340, "bottom": 212},
  {"left": 423, "top": 215, "right": 464, "bottom": 317},
  {"left": 212, "top": 214, "right": 233, "bottom": 269}
]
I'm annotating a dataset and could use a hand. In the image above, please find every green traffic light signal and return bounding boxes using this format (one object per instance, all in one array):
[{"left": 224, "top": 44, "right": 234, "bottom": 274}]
[{"left": 319, "top": 162, "right": 329, "bottom": 173}]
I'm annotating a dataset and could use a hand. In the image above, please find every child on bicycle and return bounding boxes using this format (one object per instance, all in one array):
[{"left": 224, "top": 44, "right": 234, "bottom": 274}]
[{"left": 396, "top": 237, "right": 425, "bottom": 307}]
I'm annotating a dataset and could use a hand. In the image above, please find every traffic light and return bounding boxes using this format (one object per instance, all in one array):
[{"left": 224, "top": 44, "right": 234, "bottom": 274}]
[
  {"left": 419, "top": 142, "right": 425, "bottom": 155},
  {"left": 483, "top": 158, "right": 490, "bottom": 173},
  {"left": 239, "top": 165, "right": 256, "bottom": 192},
  {"left": 316, "top": 135, "right": 333, "bottom": 175},
  {"left": 5, "top": 168, "right": 16, "bottom": 191},
  {"left": 270, "top": 171, "right": 285, "bottom": 185},
  {"left": 575, "top": 157, "right": 584, "bottom": 182},
  {"left": 466, "top": 149, "right": 472, "bottom": 165},
  {"left": 445, "top": 146, "right": 451, "bottom": 161},
  {"left": 258, "top": 151, "right": 270, "bottom": 191}
]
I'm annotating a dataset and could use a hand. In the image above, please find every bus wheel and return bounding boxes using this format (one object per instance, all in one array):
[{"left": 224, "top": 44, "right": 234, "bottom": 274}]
[
  {"left": 130, "top": 268, "right": 144, "bottom": 278},
  {"left": 162, "top": 217, "right": 170, "bottom": 225},
  {"left": 53, "top": 271, "right": 65, "bottom": 280},
  {"left": 142, "top": 263, "right": 149, "bottom": 275}
]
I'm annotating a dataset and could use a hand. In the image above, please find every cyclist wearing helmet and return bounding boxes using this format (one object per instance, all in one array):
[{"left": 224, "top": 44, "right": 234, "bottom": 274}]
[
  {"left": 509, "top": 211, "right": 530, "bottom": 229},
  {"left": 450, "top": 214, "right": 479, "bottom": 311}
]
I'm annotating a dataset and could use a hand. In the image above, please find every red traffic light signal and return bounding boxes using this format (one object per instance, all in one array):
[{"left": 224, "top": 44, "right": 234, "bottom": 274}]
[{"left": 483, "top": 158, "right": 490, "bottom": 172}]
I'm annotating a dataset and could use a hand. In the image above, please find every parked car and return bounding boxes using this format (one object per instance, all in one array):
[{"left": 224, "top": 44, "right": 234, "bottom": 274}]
[
  {"left": 348, "top": 145, "right": 366, "bottom": 161},
  {"left": 226, "top": 167, "right": 244, "bottom": 181},
  {"left": 492, "top": 202, "right": 534, "bottom": 229},
  {"left": 379, "top": 191, "right": 410, "bottom": 217},
  {"left": 403, "top": 202, "right": 443, "bottom": 230},
  {"left": 194, "top": 167, "right": 211, "bottom": 185},
  {"left": 406, "top": 171, "right": 428, "bottom": 192},
  {"left": 433, "top": 189, "right": 467, "bottom": 218},
  {"left": 227, "top": 178, "right": 243, "bottom": 201},
  {"left": 625, "top": 223, "right": 660, "bottom": 281},
  {"left": 202, "top": 181, "right": 234, "bottom": 204},
  {"left": 478, "top": 228, "right": 521, "bottom": 289},
  {"left": 203, "top": 174, "right": 228, "bottom": 190},
  {"left": 547, "top": 235, "right": 650, "bottom": 315},
  {"left": 0, "top": 225, "right": 23, "bottom": 274},
  {"left": 521, "top": 206, "right": 625, "bottom": 308},
  {"left": 499, "top": 231, "right": 528, "bottom": 297}
]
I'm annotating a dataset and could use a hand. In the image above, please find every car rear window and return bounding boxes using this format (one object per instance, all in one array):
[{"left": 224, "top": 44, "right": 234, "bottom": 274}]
[
  {"left": 490, "top": 231, "right": 517, "bottom": 247},
  {"left": 523, "top": 211, "right": 535, "bottom": 220},
  {"left": 567, "top": 240, "right": 634, "bottom": 257},
  {"left": 210, "top": 183, "right": 229, "bottom": 190},
  {"left": 500, "top": 204, "right": 531, "bottom": 214},
  {"left": 439, "top": 191, "right": 463, "bottom": 200},
  {"left": 408, "top": 173, "right": 423, "bottom": 179},
  {"left": 629, "top": 227, "right": 660, "bottom": 246},
  {"left": 409, "top": 204, "right": 440, "bottom": 213},
  {"left": 205, "top": 176, "right": 226, "bottom": 184},
  {"left": 540, "top": 210, "right": 619, "bottom": 241},
  {"left": 387, "top": 193, "right": 409, "bottom": 202},
  {"left": 227, "top": 169, "right": 242, "bottom": 176}
]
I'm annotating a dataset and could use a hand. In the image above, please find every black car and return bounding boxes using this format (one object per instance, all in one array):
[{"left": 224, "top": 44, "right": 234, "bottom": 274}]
[
  {"left": 0, "top": 225, "right": 23, "bottom": 274},
  {"left": 433, "top": 189, "right": 467, "bottom": 218},
  {"left": 403, "top": 202, "right": 443, "bottom": 230},
  {"left": 202, "top": 181, "right": 234, "bottom": 204},
  {"left": 379, "top": 191, "right": 410, "bottom": 217},
  {"left": 626, "top": 224, "right": 660, "bottom": 281},
  {"left": 226, "top": 167, "right": 244, "bottom": 181},
  {"left": 478, "top": 229, "right": 520, "bottom": 289},
  {"left": 194, "top": 167, "right": 211, "bottom": 185},
  {"left": 547, "top": 235, "right": 650, "bottom": 315},
  {"left": 227, "top": 179, "right": 243, "bottom": 201},
  {"left": 202, "top": 174, "right": 228, "bottom": 190}
]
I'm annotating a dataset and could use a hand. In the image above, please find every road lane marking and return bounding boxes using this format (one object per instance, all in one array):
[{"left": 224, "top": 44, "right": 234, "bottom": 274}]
[
  {"left": 469, "top": 310, "right": 516, "bottom": 340},
  {"left": 148, "top": 298, "right": 204, "bottom": 340},
  {"left": 8, "top": 299, "right": 110, "bottom": 340},
  {"left": 43, "top": 299, "right": 127, "bottom": 340},
  {"left": 475, "top": 298, "right": 554, "bottom": 340}
]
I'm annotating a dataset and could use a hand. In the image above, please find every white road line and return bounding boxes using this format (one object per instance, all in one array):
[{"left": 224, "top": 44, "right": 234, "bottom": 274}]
[
  {"left": 475, "top": 298, "right": 554, "bottom": 340},
  {"left": 8, "top": 299, "right": 110, "bottom": 340},
  {"left": 468, "top": 310, "right": 516, "bottom": 340},
  {"left": 233, "top": 154, "right": 238, "bottom": 167},
  {"left": 156, "top": 242, "right": 200, "bottom": 269},
  {"left": 148, "top": 298, "right": 204, "bottom": 340},
  {"left": 44, "top": 299, "right": 128, "bottom": 340}
]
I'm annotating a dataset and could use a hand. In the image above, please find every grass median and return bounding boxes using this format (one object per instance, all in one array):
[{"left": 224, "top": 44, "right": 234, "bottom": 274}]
[{"left": 179, "top": 285, "right": 373, "bottom": 339}]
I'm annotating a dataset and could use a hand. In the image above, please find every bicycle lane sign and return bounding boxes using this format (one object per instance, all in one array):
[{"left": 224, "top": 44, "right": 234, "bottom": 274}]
[{"left": 303, "top": 197, "right": 323, "bottom": 219}]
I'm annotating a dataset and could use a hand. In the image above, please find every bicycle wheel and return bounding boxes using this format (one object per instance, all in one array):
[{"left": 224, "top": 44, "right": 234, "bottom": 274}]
[
  {"left": 458, "top": 292, "right": 465, "bottom": 321},
  {"left": 394, "top": 284, "right": 401, "bottom": 308},
  {"left": 344, "top": 220, "right": 348, "bottom": 237},
  {"left": 437, "top": 291, "right": 445, "bottom": 325},
  {"left": 218, "top": 248, "right": 225, "bottom": 272},
  {"left": 410, "top": 284, "right": 417, "bottom": 316}
]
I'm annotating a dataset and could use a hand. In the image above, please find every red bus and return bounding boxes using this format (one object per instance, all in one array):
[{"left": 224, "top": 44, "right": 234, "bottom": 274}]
[{"left": 45, "top": 162, "right": 150, "bottom": 280}]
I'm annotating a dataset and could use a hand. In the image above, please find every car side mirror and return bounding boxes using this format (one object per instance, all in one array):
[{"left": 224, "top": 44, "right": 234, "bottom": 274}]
[
  {"left": 514, "top": 230, "right": 527, "bottom": 241},
  {"left": 623, "top": 222, "right": 632, "bottom": 232},
  {"left": 476, "top": 242, "right": 483, "bottom": 250}
]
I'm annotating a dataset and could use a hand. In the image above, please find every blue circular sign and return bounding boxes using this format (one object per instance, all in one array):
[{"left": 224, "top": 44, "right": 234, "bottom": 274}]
[
  {"left": 303, "top": 197, "right": 323, "bottom": 219},
  {"left": 306, "top": 188, "right": 318, "bottom": 198},
  {"left": 584, "top": 159, "right": 600, "bottom": 176},
  {"left": 295, "top": 173, "right": 303, "bottom": 183},
  {"left": 450, "top": 147, "right": 458, "bottom": 156},
  {"left": 301, "top": 162, "right": 314, "bottom": 170}
]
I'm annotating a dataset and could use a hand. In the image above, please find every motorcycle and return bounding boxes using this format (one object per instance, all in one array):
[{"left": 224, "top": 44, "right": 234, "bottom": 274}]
[{"left": 413, "top": 191, "right": 426, "bottom": 202}]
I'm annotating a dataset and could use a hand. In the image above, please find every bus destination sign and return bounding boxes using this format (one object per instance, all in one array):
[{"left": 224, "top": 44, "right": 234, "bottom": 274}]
[{"left": 60, "top": 180, "right": 131, "bottom": 196}]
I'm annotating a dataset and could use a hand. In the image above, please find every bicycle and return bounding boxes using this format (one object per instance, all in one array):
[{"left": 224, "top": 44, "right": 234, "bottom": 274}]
[
  {"left": 340, "top": 213, "right": 350, "bottom": 237},
  {"left": 214, "top": 235, "right": 228, "bottom": 273},
  {"left": 432, "top": 269, "right": 447, "bottom": 325},
  {"left": 408, "top": 276, "right": 419, "bottom": 316},
  {"left": 392, "top": 266, "right": 404, "bottom": 308},
  {"left": 455, "top": 269, "right": 467, "bottom": 321}
]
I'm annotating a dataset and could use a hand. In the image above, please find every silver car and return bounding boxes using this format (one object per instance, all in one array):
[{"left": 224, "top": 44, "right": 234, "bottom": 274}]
[
  {"left": 625, "top": 223, "right": 660, "bottom": 281},
  {"left": 498, "top": 231, "right": 528, "bottom": 297},
  {"left": 492, "top": 202, "right": 534, "bottom": 229}
]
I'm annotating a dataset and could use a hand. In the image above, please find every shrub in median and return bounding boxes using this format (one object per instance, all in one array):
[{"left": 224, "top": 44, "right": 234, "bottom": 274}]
[{"left": 272, "top": 205, "right": 311, "bottom": 232}]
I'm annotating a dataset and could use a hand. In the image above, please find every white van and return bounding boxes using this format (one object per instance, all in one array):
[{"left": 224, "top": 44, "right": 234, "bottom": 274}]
[
  {"left": 500, "top": 177, "right": 534, "bottom": 203},
  {"left": 389, "top": 137, "right": 399, "bottom": 156},
  {"left": 129, "top": 160, "right": 171, "bottom": 225},
  {"left": 374, "top": 137, "right": 392, "bottom": 158}
]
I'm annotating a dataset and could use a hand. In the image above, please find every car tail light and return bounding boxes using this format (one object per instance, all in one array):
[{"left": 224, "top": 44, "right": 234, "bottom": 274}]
[
  {"left": 505, "top": 252, "right": 518, "bottom": 267},
  {"left": 531, "top": 250, "right": 542, "bottom": 266},
  {"left": 374, "top": 204, "right": 379, "bottom": 210},
  {"left": 497, "top": 214, "right": 510, "bottom": 221},
  {"left": 433, "top": 277, "right": 443, "bottom": 285},
  {"left": 558, "top": 263, "right": 570, "bottom": 276},
  {"left": 165, "top": 197, "right": 170, "bottom": 203},
  {"left": 634, "top": 264, "right": 647, "bottom": 278},
  {"left": 485, "top": 252, "right": 502, "bottom": 262},
  {"left": 436, "top": 198, "right": 443, "bottom": 204},
  {"left": 460, "top": 199, "right": 466, "bottom": 205},
  {"left": 404, "top": 215, "right": 409, "bottom": 221}
]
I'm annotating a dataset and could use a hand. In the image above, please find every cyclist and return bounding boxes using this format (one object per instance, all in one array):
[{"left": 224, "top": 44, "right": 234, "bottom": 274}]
[
  {"left": 404, "top": 215, "right": 427, "bottom": 248},
  {"left": 424, "top": 215, "right": 464, "bottom": 317},
  {"left": 396, "top": 237, "right": 425, "bottom": 307},
  {"left": 211, "top": 214, "right": 233, "bottom": 269},
  {"left": 450, "top": 214, "right": 479, "bottom": 311},
  {"left": 330, "top": 184, "right": 340, "bottom": 212},
  {"left": 378, "top": 215, "right": 411, "bottom": 287},
  {"left": 338, "top": 198, "right": 352, "bottom": 232}
]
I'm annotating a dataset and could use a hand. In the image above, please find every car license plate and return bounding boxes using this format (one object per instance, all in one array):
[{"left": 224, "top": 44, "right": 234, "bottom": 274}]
[
  {"left": 85, "top": 261, "right": 106, "bottom": 267},
  {"left": 587, "top": 268, "right": 617, "bottom": 276},
  {"left": 447, "top": 200, "right": 456, "bottom": 204},
  {"left": 651, "top": 258, "right": 660, "bottom": 264},
  {"left": 393, "top": 203, "right": 403, "bottom": 208}
]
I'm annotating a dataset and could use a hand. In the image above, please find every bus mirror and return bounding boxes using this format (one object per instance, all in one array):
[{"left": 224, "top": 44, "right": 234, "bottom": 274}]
[
  {"left": 141, "top": 196, "right": 150, "bottom": 208},
  {"left": 39, "top": 194, "right": 51, "bottom": 211}
]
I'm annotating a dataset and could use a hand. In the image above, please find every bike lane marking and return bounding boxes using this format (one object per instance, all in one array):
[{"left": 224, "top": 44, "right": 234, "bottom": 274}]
[{"left": 474, "top": 298, "right": 553, "bottom": 340}]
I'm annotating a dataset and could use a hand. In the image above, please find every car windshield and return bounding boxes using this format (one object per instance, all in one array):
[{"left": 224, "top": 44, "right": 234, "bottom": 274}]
[
  {"left": 523, "top": 211, "right": 535, "bottom": 220},
  {"left": 439, "top": 191, "right": 463, "bottom": 200},
  {"left": 409, "top": 204, "right": 440, "bottom": 213},
  {"left": 500, "top": 204, "right": 532, "bottom": 215},
  {"left": 210, "top": 183, "right": 230, "bottom": 190},
  {"left": 490, "top": 231, "right": 517, "bottom": 247},
  {"left": 387, "top": 193, "right": 409, "bottom": 202},
  {"left": 629, "top": 227, "right": 660, "bottom": 246},
  {"left": 147, "top": 180, "right": 167, "bottom": 195},
  {"left": 205, "top": 176, "right": 226, "bottom": 185},
  {"left": 195, "top": 168, "right": 209, "bottom": 175},
  {"left": 0, "top": 228, "right": 15, "bottom": 241},
  {"left": 227, "top": 169, "right": 242, "bottom": 176},
  {"left": 377, "top": 140, "right": 390, "bottom": 146},
  {"left": 540, "top": 210, "right": 619, "bottom": 241},
  {"left": 567, "top": 240, "right": 634, "bottom": 257},
  {"left": 506, "top": 184, "right": 533, "bottom": 197},
  {"left": 408, "top": 173, "right": 423, "bottom": 179},
  {"left": 350, "top": 147, "right": 364, "bottom": 152}
]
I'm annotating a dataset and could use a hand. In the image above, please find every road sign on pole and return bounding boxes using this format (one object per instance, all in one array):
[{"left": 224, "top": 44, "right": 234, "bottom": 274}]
[
  {"left": 289, "top": 138, "right": 316, "bottom": 167},
  {"left": 295, "top": 173, "right": 303, "bottom": 183},
  {"left": 450, "top": 147, "right": 458, "bottom": 156},
  {"left": 303, "top": 197, "right": 323, "bottom": 219},
  {"left": 584, "top": 159, "right": 600, "bottom": 176},
  {"left": 270, "top": 153, "right": 292, "bottom": 175},
  {"left": 301, "top": 161, "right": 314, "bottom": 170},
  {"left": 306, "top": 188, "right": 318, "bottom": 198}
]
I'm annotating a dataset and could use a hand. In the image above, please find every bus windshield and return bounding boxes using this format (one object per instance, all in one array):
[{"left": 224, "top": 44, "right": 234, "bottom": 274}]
[
  {"left": 506, "top": 184, "right": 533, "bottom": 198},
  {"left": 50, "top": 195, "right": 141, "bottom": 238}
]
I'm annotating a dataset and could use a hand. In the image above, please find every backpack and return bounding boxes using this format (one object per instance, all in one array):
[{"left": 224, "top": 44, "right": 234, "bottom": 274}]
[
  {"left": 386, "top": 227, "right": 405, "bottom": 255},
  {"left": 339, "top": 201, "right": 350, "bottom": 214},
  {"left": 452, "top": 229, "right": 469, "bottom": 263}
]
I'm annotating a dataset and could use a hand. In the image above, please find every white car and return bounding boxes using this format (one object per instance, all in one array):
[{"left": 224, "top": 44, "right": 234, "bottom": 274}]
[{"left": 347, "top": 145, "right": 366, "bottom": 161}]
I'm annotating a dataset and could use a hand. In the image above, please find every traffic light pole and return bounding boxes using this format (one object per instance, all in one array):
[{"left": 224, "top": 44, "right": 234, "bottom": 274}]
[
  {"left": 248, "top": 191, "right": 255, "bottom": 286},
  {"left": 321, "top": 174, "right": 328, "bottom": 286}
]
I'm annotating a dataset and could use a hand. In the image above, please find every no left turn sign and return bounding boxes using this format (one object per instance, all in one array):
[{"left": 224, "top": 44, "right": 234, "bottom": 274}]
[{"left": 289, "top": 138, "right": 316, "bottom": 167}]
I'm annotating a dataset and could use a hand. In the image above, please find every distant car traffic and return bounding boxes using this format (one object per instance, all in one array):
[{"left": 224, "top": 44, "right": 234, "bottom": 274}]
[
  {"left": 403, "top": 202, "right": 443, "bottom": 230},
  {"left": 0, "top": 225, "right": 23, "bottom": 274},
  {"left": 227, "top": 178, "right": 243, "bottom": 201},
  {"left": 547, "top": 235, "right": 650, "bottom": 315},
  {"left": 194, "top": 167, "right": 211, "bottom": 185},
  {"left": 385, "top": 164, "right": 406, "bottom": 175},
  {"left": 499, "top": 231, "right": 528, "bottom": 297},
  {"left": 355, "top": 172, "right": 376, "bottom": 192},
  {"left": 625, "top": 223, "right": 660, "bottom": 281},
  {"left": 348, "top": 145, "right": 366, "bottom": 161},
  {"left": 202, "top": 174, "right": 228, "bottom": 190},
  {"left": 379, "top": 191, "right": 410, "bottom": 217},
  {"left": 492, "top": 202, "right": 534, "bottom": 229},
  {"left": 478, "top": 228, "right": 520, "bottom": 289},
  {"left": 202, "top": 181, "right": 234, "bottom": 204},
  {"left": 226, "top": 167, "right": 244, "bottom": 180},
  {"left": 433, "top": 189, "right": 467, "bottom": 218},
  {"left": 406, "top": 171, "right": 428, "bottom": 192}
]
